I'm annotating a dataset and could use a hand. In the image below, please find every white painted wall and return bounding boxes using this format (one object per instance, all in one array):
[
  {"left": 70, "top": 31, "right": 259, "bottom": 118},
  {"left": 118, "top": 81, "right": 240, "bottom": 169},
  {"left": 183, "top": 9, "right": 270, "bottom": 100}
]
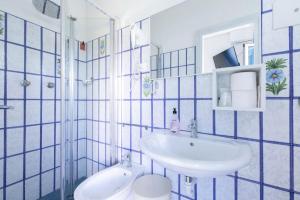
[{"left": 151, "top": 0, "right": 260, "bottom": 53}]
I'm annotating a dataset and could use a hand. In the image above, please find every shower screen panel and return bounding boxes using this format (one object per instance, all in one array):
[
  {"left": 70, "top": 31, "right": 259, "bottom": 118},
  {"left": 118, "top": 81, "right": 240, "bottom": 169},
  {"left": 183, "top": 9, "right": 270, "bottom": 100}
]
[{"left": 60, "top": 0, "right": 116, "bottom": 199}]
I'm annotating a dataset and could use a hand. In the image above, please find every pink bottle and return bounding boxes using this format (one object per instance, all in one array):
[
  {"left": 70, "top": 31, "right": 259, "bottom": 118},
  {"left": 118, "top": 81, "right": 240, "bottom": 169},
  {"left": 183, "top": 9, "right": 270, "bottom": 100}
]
[{"left": 170, "top": 108, "right": 180, "bottom": 133}]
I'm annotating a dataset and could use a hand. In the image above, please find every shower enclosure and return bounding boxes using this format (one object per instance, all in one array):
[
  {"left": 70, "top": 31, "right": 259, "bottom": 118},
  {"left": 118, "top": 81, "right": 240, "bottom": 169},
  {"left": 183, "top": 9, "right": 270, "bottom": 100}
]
[{"left": 60, "top": 0, "right": 117, "bottom": 199}]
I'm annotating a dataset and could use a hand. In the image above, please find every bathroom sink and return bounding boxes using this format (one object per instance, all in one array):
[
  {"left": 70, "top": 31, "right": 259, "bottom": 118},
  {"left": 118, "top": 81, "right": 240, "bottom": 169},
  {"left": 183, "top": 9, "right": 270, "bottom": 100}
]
[{"left": 140, "top": 132, "right": 252, "bottom": 178}]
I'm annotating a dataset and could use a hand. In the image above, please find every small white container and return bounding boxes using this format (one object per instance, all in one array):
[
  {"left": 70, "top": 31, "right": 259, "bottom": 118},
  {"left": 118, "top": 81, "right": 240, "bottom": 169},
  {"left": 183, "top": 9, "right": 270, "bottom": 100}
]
[
  {"left": 231, "top": 72, "right": 257, "bottom": 109},
  {"left": 132, "top": 175, "right": 172, "bottom": 200}
]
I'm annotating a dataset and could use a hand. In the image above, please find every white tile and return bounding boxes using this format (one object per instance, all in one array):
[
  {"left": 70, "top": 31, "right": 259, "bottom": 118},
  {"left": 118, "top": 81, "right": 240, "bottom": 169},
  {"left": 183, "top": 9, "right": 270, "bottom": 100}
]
[
  {"left": 7, "top": 43, "right": 24, "bottom": 72},
  {"left": 26, "top": 100, "right": 40, "bottom": 125},
  {"left": 216, "top": 176, "right": 234, "bottom": 200},
  {"left": 0, "top": 131, "right": 3, "bottom": 158},
  {"left": 238, "top": 179, "right": 260, "bottom": 200},
  {"left": 7, "top": 71, "right": 24, "bottom": 99},
  {"left": 122, "top": 76, "right": 131, "bottom": 99},
  {"left": 0, "top": 159, "right": 3, "bottom": 188},
  {"left": 7, "top": 100, "right": 24, "bottom": 127},
  {"left": 264, "top": 100, "right": 289, "bottom": 142},
  {"left": 215, "top": 110, "right": 234, "bottom": 136},
  {"left": 87, "top": 41, "right": 92, "bottom": 61},
  {"left": 165, "top": 100, "right": 178, "bottom": 130},
  {"left": 43, "top": 52, "right": 55, "bottom": 76},
  {"left": 122, "top": 51, "right": 131, "bottom": 75},
  {"left": 7, "top": 155, "right": 23, "bottom": 184},
  {"left": 294, "top": 52, "right": 300, "bottom": 97},
  {"left": 43, "top": 29, "right": 55, "bottom": 53},
  {"left": 42, "top": 124, "right": 54, "bottom": 147},
  {"left": 7, "top": 128, "right": 23, "bottom": 156},
  {"left": 121, "top": 101, "right": 130, "bottom": 124},
  {"left": 152, "top": 79, "right": 164, "bottom": 99},
  {"left": 121, "top": 125, "right": 130, "bottom": 149},
  {"left": 262, "top": 13, "right": 289, "bottom": 54},
  {"left": 99, "top": 58, "right": 106, "bottom": 78},
  {"left": 132, "top": 101, "right": 140, "bottom": 125},
  {"left": 187, "top": 47, "right": 195, "bottom": 65},
  {"left": 42, "top": 170, "right": 54, "bottom": 196},
  {"left": 42, "top": 147, "right": 54, "bottom": 171},
  {"left": 43, "top": 77, "right": 55, "bottom": 99},
  {"left": 153, "top": 100, "right": 164, "bottom": 128},
  {"left": 179, "top": 49, "right": 187, "bottom": 66},
  {"left": 122, "top": 26, "right": 131, "bottom": 51},
  {"left": 196, "top": 74, "right": 212, "bottom": 98},
  {"left": 180, "top": 76, "right": 195, "bottom": 98},
  {"left": 197, "top": 178, "right": 214, "bottom": 200},
  {"left": 237, "top": 111, "right": 260, "bottom": 139},
  {"left": 7, "top": 15, "right": 24, "bottom": 44},
  {"left": 26, "top": 125, "right": 40, "bottom": 151},
  {"left": 25, "top": 176, "right": 39, "bottom": 200},
  {"left": 264, "top": 186, "right": 290, "bottom": 200},
  {"left": 166, "top": 78, "right": 178, "bottom": 98},
  {"left": 264, "top": 143, "right": 290, "bottom": 188},
  {"left": 26, "top": 22, "right": 41, "bottom": 49},
  {"left": 93, "top": 39, "right": 99, "bottom": 59},
  {"left": 163, "top": 52, "right": 171, "bottom": 69},
  {"left": 180, "top": 100, "right": 194, "bottom": 131},
  {"left": 26, "top": 150, "right": 40, "bottom": 177},
  {"left": 42, "top": 100, "right": 54, "bottom": 123},
  {"left": 152, "top": 161, "right": 165, "bottom": 176},
  {"left": 238, "top": 141, "right": 260, "bottom": 181},
  {"left": 131, "top": 127, "right": 141, "bottom": 151},
  {"left": 142, "top": 101, "right": 151, "bottom": 127},
  {"left": 196, "top": 100, "right": 213, "bottom": 133},
  {"left": 26, "top": 48, "right": 41, "bottom": 74},
  {"left": 99, "top": 143, "right": 106, "bottom": 164},
  {"left": 294, "top": 25, "right": 300, "bottom": 49},
  {"left": 26, "top": 74, "right": 41, "bottom": 99},
  {"left": 294, "top": 147, "right": 300, "bottom": 192},
  {"left": 0, "top": 41, "right": 4, "bottom": 69},
  {"left": 294, "top": 100, "right": 300, "bottom": 144},
  {"left": 6, "top": 182, "right": 23, "bottom": 200}
]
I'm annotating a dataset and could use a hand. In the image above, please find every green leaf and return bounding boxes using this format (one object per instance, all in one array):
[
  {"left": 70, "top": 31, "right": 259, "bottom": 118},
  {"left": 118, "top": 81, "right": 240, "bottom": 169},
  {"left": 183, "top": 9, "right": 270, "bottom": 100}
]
[{"left": 266, "top": 58, "right": 287, "bottom": 70}]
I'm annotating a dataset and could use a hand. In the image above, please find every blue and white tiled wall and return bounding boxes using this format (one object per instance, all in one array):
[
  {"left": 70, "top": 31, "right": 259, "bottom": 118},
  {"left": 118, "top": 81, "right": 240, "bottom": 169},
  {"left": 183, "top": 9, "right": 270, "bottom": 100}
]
[
  {"left": 0, "top": 11, "right": 88, "bottom": 199},
  {"left": 115, "top": 1, "right": 300, "bottom": 200}
]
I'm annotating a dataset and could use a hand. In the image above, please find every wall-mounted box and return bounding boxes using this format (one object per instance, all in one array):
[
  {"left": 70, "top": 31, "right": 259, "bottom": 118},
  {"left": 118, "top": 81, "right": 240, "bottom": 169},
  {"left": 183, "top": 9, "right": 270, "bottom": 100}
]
[
  {"left": 212, "top": 64, "right": 266, "bottom": 112},
  {"left": 273, "top": 0, "right": 300, "bottom": 29}
]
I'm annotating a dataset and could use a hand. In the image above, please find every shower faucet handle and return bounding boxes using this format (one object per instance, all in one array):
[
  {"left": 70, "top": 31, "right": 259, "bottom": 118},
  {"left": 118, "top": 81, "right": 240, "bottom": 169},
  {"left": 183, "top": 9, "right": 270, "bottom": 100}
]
[{"left": 121, "top": 152, "right": 132, "bottom": 167}]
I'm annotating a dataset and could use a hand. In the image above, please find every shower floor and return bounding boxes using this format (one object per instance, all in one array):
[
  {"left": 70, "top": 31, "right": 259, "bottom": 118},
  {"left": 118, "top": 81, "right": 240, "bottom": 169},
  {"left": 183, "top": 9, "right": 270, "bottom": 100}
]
[{"left": 39, "top": 177, "right": 86, "bottom": 200}]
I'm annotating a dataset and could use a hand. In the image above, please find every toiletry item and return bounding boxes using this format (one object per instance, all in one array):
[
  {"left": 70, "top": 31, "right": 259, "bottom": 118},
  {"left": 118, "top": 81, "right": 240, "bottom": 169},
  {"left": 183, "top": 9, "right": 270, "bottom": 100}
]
[
  {"left": 231, "top": 72, "right": 257, "bottom": 108},
  {"left": 219, "top": 88, "right": 232, "bottom": 107},
  {"left": 170, "top": 108, "right": 180, "bottom": 133}
]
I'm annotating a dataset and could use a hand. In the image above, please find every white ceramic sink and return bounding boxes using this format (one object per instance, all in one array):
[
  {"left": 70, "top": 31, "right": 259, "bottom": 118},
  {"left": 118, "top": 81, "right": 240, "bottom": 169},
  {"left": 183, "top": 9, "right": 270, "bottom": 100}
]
[{"left": 140, "top": 132, "right": 252, "bottom": 178}]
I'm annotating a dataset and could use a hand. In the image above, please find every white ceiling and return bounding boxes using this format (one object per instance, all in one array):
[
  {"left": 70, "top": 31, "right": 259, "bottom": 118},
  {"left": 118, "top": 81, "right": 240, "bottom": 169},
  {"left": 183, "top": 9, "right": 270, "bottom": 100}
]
[{"left": 91, "top": 0, "right": 187, "bottom": 25}]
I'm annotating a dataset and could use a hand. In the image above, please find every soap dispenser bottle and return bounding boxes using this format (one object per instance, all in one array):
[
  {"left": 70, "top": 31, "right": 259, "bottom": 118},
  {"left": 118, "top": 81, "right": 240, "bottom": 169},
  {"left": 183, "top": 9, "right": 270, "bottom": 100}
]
[{"left": 170, "top": 108, "right": 180, "bottom": 133}]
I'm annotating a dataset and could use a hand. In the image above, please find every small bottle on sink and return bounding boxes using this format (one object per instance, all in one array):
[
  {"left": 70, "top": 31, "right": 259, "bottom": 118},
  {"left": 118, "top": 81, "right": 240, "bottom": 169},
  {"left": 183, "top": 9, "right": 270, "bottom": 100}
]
[{"left": 170, "top": 108, "right": 180, "bottom": 133}]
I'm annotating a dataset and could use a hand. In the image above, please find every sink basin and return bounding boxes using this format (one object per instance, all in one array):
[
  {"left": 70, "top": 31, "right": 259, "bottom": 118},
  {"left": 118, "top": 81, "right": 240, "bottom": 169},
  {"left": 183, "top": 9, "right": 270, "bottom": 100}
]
[{"left": 140, "top": 132, "right": 252, "bottom": 178}]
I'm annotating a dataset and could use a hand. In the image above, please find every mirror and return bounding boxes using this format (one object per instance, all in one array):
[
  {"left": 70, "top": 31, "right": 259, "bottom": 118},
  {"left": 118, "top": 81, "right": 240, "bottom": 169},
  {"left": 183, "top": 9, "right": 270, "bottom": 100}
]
[{"left": 150, "top": 0, "right": 260, "bottom": 79}]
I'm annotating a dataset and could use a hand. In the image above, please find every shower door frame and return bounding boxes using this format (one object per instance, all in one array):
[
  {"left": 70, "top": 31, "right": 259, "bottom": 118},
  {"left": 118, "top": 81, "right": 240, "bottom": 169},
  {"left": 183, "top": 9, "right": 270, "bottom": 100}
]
[{"left": 60, "top": 1, "right": 117, "bottom": 199}]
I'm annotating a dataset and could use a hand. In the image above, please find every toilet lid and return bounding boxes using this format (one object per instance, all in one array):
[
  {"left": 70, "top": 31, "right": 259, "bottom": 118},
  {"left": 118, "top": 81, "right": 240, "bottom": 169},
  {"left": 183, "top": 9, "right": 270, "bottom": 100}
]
[{"left": 133, "top": 175, "right": 172, "bottom": 198}]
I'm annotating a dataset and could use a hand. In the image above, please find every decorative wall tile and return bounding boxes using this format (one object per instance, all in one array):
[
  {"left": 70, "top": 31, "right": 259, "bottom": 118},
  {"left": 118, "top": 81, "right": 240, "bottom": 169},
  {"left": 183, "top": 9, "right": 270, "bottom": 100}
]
[{"left": 294, "top": 52, "right": 300, "bottom": 97}]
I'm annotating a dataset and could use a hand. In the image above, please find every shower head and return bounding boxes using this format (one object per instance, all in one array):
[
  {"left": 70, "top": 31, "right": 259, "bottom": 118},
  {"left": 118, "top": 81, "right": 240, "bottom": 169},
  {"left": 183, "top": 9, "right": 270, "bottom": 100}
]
[{"left": 32, "top": 0, "right": 61, "bottom": 19}]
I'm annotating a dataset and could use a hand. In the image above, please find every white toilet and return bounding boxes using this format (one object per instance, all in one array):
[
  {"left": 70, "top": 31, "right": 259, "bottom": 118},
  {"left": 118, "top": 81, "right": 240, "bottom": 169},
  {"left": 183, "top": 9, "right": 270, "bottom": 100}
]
[{"left": 74, "top": 164, "right": 144, "bottom": 200}]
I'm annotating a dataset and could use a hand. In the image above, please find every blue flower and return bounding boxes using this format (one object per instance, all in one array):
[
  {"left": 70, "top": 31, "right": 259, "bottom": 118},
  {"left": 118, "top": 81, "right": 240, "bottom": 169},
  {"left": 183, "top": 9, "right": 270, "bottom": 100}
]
[{"left": 266, "top": 69, "right": 285, "bottom": 84}]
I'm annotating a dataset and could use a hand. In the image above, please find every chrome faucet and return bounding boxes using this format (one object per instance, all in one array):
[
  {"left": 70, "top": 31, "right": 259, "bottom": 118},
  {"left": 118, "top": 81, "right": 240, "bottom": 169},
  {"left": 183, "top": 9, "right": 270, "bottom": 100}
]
[
  {"left": 121, "top": 152, "right": 132, "bottom": 167},
  {"left": 188, "top": 119, "right": 198, "bottom": 138}
]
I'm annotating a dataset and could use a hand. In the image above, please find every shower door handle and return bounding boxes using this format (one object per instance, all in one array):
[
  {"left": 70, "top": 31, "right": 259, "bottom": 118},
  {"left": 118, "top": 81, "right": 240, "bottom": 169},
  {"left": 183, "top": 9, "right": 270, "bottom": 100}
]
[{"left": 0, "top": 105, "right": 14, "bottom": 110}]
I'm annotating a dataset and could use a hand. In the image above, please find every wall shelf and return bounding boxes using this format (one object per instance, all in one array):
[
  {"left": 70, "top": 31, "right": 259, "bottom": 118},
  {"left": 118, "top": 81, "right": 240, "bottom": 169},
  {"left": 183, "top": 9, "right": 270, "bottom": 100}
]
[{"left": 212, "top": 64, "right": 266, "bottom": 112}]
